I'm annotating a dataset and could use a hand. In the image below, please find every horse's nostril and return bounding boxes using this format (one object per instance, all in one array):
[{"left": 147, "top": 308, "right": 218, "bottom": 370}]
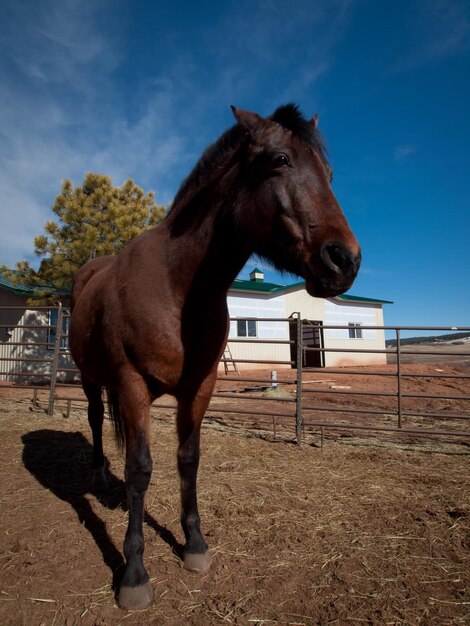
[{"left": 321, "top": 242, "right": 356, "bottom": 274}]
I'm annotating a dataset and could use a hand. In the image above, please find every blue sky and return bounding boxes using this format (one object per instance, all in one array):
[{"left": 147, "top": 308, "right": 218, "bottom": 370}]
[{"left": 1, "top": 0, "right": 469, "bottom": 329}]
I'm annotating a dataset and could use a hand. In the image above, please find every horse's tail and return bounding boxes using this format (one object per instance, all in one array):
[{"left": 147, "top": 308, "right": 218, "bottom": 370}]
[{"left": 106, "top": 388, "right": 125, "bottom": 450}]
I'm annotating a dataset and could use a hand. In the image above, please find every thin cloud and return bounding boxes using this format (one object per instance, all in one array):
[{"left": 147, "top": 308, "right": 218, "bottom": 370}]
[
  {"left": 206, "top": 0, "right": 353, "bottom": 106},
  {"left": 0, "top": 0, "right": 354, "bottom": 268},
  {"left": 0, "top": 3, "right": 102, "bottom": 265},
  {"left": 2, "top": 0, "right": 119, "bottom": 86},
  {"left": 390, "top": 0, "right": 470, "bottom": 73},
  {"left": 394, "top": 144, "right": 417, "bottom": 161},
  {"left": 0, "top": 0, "right": 187, "bottom": 267},
  {"left": 359, "top": 267, "right": 392, "bottom": 277}
]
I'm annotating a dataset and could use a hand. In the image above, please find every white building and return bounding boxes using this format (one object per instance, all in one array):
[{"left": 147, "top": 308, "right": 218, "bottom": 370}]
[{"left": 225, "top": 268, "right": 392, "bottom": 370}]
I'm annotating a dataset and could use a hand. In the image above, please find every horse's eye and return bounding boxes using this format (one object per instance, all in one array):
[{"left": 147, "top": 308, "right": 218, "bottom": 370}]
[{"left": 272, "top": 153, "right": 290, "bottom": 167}]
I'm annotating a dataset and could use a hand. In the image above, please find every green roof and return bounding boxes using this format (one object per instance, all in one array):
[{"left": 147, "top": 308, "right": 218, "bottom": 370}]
[
  {"left": 0, "top": 270, "right": 69, "bottom": 298},
  {"left": 230, "top": 278, "right": 286, "bottom": 293},
  {"left": 0, "top": 272, "right": 40, "bottom": 296},
  {"left": 336, "top": 293, "right": 393, "bottom": 305},
  {"left": 230, "top": 276, "right": 392, "bottom": 304}
]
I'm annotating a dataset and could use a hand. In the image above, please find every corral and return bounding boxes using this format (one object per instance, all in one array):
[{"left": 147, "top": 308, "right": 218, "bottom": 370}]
[
  {"left": 1, "top": 322, "right": 469, "bottom": 623},
  {"left": 0, "top": 387, "right": 469, "bottom": 625},
  {"left": 1, "top": 304, "right": 469, "bottom": 444}
]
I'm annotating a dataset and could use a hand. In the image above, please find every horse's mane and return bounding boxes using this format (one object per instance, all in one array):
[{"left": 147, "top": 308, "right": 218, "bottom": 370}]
[
  {"left": 168, "top": 104, "right": 327, "bottom": 224},
  {"left": 270, "top": 104, "right": 327, "bottom": 156},
  {"left": 170, "top": 123, "right": 243, "bottom": 210}
]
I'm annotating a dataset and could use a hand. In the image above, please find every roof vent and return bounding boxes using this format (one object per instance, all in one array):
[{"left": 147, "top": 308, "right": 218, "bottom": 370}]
[{"left": 249, "top": 267, "right": 264, "bottom": 282}]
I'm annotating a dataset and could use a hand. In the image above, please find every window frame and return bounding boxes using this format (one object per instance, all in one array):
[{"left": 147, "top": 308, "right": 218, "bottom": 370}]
[
  {"left": 236, "top": 318, "right": 258, "bottom": 338},
  {"left": 348, "top": 322, "right": 363, "bottom": 339}
]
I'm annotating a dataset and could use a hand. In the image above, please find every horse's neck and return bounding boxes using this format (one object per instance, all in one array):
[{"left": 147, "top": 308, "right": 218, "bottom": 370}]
[{"left": 164, "top": 181, "right": 250, "bottom": 298}]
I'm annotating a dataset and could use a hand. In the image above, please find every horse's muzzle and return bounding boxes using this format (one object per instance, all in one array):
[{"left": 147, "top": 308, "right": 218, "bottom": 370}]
[
  {"left": 306, "top": 242, "right": 361, "bottom": 298},
  {"left": 321, "top": 242, "right": 361, "bottom": 278}
]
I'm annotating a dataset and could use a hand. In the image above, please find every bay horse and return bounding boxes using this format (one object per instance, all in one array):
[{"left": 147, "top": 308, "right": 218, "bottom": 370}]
[{"left": 69, "top": 104, "right": 361, "bottom": 609}]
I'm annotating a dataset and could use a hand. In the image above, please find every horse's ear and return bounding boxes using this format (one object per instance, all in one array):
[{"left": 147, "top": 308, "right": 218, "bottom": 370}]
[
  {"left": 309, "top": 113, "right": 319, "bottom": 129},
  {"left": 231, "top": 106, "right": 265, "bottom": 137}
]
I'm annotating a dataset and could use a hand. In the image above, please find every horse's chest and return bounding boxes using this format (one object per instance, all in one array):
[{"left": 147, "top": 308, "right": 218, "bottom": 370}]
[{"left": 127, "top": 324, "right": 185, "bottom": 386}]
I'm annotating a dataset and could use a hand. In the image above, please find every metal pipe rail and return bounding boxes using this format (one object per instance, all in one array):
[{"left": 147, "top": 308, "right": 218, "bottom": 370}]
[
  {"left": 302, "top": 420, "right": 470, "bottom": 439},
  {"left": 0, "top": 324, "right": 56, "bottom": 330},
  {"left": 4, "top": 341, "right": 54, "bottom": 347},
  {"left": 220, "top": 358, "right": 295, "bottom": 365},
  {"left": 302, "top": 387, "right": 470, "bottom": 401},
  {"left": 213, "top": 392, "right": 295, "bottom": 403},
  {"left": 306, "top": 367, "right": 470, "bottom": 379},
  {"left": 220, "top": 376, "right": 297, "bottom": 385},
  {"left": 304, "top": 345, "right": 470, "bottom": 356},
  {"left": 225, "top": 338, "right": 294, "bottom": 345}
]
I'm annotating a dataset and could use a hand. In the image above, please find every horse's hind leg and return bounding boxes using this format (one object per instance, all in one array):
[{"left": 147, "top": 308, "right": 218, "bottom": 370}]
[{"left": 82, "top": 377, "right": 107, "bottom": 489}]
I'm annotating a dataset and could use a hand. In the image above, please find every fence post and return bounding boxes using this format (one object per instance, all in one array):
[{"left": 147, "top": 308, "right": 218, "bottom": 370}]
[
  {"left": 396, "top": 327, "right": 402, "bottom": 428},
  {"left": 48, "top": 303, "right": 63, "bottom": 416},
  {"left": 295, "top": 312, "right": 303, "bottom": 446}
]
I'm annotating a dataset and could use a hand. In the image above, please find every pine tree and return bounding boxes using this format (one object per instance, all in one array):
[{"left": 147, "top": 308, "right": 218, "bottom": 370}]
[{"left": 1, "top": 173, "right": 165, "bottom": 300}]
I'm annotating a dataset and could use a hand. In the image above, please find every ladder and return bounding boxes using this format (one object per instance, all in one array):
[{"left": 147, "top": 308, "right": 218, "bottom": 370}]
[{"left": 222, "top": 343, "right": 239, "bottom": 375}]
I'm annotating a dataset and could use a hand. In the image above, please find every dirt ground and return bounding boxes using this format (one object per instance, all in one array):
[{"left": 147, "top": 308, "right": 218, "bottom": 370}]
[{"left": 0, "top": 390, "right": 469, "bottom": 625}]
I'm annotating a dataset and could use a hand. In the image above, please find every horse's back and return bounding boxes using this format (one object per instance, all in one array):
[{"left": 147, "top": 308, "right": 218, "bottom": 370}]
[{"left": 71, "top": 256, "right": 115, "bottom": 310}]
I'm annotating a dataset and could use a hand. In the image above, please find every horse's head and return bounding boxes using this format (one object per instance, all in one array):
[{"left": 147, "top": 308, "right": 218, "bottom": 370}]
[{"left": 232, "top": 104, "right": 361, "bottom": 298}]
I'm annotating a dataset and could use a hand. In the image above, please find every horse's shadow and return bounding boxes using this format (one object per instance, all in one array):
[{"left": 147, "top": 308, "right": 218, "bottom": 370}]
[{"left": 21, "top": 429, "right": 184, "bottom": 591}]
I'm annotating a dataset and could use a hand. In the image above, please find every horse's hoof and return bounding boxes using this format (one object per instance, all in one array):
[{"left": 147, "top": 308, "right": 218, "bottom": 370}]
[
  {"left": 92, "top": 466, "right": 108, "bottom": 492},
  {"left": 184, "top": 551, "right": 212, "bottom": 574},
  {"left": 118, "top": 581, "right": 154, "bottom": 610}
]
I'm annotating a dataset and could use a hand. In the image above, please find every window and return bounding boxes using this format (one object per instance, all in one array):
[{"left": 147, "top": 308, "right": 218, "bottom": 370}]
[
  {"left": 348, "top": 323, "right": 363, "bottom": 339},
  {"left": 48, "top": 308, "right": 70, "bottom": 350},
  {"left": 237, "top": 319, "right": 257, "bottom": 338}
]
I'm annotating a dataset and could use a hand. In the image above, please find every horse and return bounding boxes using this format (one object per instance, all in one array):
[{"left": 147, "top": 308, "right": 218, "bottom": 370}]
[{"left": 69, "top": 104, "right": 361, "bottom": 610}]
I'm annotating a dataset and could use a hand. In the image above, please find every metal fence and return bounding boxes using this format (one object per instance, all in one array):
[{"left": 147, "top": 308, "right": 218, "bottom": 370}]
[{"left": 1, "top": 304, "right": 469, "bottom": 446}]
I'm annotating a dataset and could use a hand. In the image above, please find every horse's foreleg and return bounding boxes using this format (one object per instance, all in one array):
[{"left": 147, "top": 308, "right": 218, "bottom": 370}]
[
  {"left": 117, "top": 378, "right": 154, "bottom": 610},
  {"left": 82, "top": 377, "right": 107, "bottom": 489},
  {"left": 177, "top": 382, "right": 214, "bottom": 574}
]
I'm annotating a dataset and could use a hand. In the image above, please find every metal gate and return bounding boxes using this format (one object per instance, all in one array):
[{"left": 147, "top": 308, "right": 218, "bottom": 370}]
[{"left": 289, "top": 319, "right": 324, "bottom": 368}]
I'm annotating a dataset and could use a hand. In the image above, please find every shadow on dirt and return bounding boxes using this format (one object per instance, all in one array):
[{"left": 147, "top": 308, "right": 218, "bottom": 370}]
[{"left": 21, "top": 429, "right": 184, "bottom": 591}]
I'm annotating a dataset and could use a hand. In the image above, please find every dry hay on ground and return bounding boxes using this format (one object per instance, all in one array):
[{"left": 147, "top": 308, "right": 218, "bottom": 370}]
[{"left": 0, "top": 396, "right": 469, "bottom": 625}]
